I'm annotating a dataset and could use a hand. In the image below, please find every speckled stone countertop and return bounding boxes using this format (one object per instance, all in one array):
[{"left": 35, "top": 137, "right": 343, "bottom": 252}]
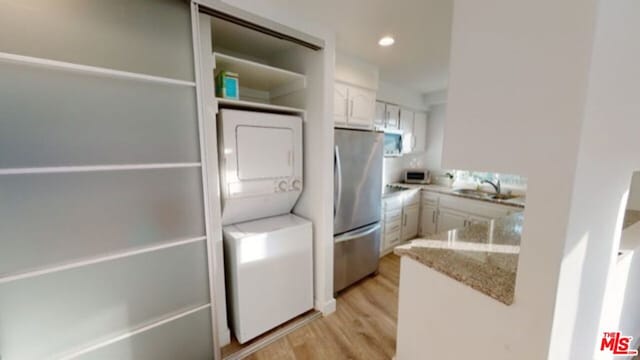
[
  {"left": 624, "top": 210, "right": 640, "bottom": 230},
  {"left": 394, "top": 213, "right": 524, "bottom": 305},
  {"left": 390, "top": 183, "right": 526, "bottom": 208}
]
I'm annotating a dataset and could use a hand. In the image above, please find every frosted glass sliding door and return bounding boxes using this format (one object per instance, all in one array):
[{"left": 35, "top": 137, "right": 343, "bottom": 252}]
[
  {"left": 0, "top": 0, "right": 195, "bottom": 81},
  {"left": 0, "top": 0, "right": 215, "bottom": 358},
  {"left": 0, "top": 168, "right": 205, "bottom": 276},
  {"left": 76, "top": 308, "right": 214, "bottom": 360},
  {"left": 0, "top": 241, "right": 209, "bottom": 360},
  {"left": 0, "top": 62, "right": 200, "bottom": 168}
]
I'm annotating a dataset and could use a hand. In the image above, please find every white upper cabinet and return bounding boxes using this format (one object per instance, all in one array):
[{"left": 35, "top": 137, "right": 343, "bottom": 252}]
[
  {"left": 333, "top": 83, "right": 349, "bottom": 125},
  {"left": 333, "top": 82, "right": 376, "bottom": 129},
  {"left": 385, "top": 104, "right": 400, "bottom": 129},
  {"left": 400, "top": 109, "right": 415, "bottom": 153},
  {"left": 374, "top": 101, "right": 386, "bottom": 129},
  {"left": 413, "top": 112, "right": 428, "bottom": 153},
  {"left": 399, "top": 109, "right": 427, "bottom": 153},
  {"left": 348, "top": 86, "right": 376, "bottom": 127}
]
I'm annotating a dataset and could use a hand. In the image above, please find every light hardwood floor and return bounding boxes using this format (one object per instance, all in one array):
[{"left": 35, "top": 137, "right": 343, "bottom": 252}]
[{"left": 245, "top": 253, "right": 401, "bottom": 360}]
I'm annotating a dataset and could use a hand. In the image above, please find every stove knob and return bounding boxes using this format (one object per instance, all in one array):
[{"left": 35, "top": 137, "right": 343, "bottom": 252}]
[
  {"left": 291, "top": 179, "right": 302, "bottom": 191},
  {"left": 278, "top": 180, "right": 288, "bottom": 192}
]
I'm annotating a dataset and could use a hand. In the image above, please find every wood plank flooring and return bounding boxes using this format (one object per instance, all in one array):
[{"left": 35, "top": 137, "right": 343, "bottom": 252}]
[{"left": 245, "top": 253, "right": 400, "bottom": 360}]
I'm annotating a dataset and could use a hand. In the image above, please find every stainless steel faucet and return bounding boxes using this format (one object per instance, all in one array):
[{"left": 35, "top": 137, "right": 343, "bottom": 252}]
[{"left": 481, "top": 179, "right": 501, "bottom": 195}]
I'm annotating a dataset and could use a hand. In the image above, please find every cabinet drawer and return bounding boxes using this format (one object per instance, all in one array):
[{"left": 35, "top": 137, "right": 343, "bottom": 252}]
[
  {"left": 385, "top": 220, "right": 402, "bottom": 234},
  {"left": 383, "top": 195, "right": 403, "bottom": 211},
  {"left": 385, "top": 230, "right": 401, "bottom": 247},
  {"left": 384, "top": 209, "right": 402, "bottom": 223}
]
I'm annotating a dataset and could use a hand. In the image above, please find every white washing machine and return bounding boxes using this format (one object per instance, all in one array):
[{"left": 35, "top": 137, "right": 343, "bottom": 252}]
[
  {"left": 222, "top": 214, "right": 313, "bottom": 344},
  {"left": 217, "top": 109, "right": 303, "bottom": 225}
]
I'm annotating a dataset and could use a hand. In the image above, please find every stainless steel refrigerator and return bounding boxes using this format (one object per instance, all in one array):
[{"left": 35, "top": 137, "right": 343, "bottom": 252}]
[{"left": 334, "top": 128, "right": 384, "bottom": 293}]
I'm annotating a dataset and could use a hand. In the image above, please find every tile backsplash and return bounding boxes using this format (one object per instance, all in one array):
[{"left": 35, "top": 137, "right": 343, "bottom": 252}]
[{"left": 383, "top": 157, "right": 405, "bottom": 185}]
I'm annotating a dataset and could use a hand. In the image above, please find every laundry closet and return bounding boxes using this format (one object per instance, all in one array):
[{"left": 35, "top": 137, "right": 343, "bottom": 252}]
[{"left": 193, "top": 5, "right": 333, "bottom": 358}]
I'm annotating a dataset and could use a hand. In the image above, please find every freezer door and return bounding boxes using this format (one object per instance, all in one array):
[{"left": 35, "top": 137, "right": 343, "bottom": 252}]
[
  {"left": 333, "top": 222, "right": 381, "bottom": 293},
  {"left": 334, "top": 129, "right": 383, "bottom": 235}
]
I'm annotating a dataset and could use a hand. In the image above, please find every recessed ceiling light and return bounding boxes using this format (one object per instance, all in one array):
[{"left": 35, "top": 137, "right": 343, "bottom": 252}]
[{"left": 378, "top": 36, "right": 395, "bottom": 47}]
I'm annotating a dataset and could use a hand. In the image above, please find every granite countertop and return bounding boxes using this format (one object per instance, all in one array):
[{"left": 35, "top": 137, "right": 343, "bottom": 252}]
[
  {"left": 624, "top": 209, "right": 640, "bottom": 230},
  {"left": 390, "top": 183, "right": 526, "bottom": 208},
  {"left": 394, "top": 213, "right": 524, "bottom": 305}
]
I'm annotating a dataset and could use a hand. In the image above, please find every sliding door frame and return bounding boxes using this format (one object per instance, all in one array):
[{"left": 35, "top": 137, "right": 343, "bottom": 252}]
[{"left": 190, "top": 2, "right": 224, "bottom": 360}]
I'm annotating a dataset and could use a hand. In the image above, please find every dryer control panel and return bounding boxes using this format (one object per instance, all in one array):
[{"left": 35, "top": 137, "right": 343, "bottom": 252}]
[{"left": 274, "top": 177, "right": 303, "bottom": 193}]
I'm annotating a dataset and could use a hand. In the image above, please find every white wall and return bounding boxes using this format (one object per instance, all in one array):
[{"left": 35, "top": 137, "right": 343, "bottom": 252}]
[
  {"left": 397, "top": 257, "right": 524, "bottom": 360},
  {"left": 335, "top": 51, "right": 378, "bottom": 90},
  {"left": 377, "top": 80, "right": 428, "bottom": 111},
  {"left": 550, "top": 0, "right": 640, "bottom": 358},
  {"left": 383, "top": 157, "right": 404, "bottom": 185},
  {"left": 627, "top": 174, "right": 640, "bottom": 211},
  {"left": 396, "top": 0, "right": 599, "bottom": 359},
  {"left": 601, "top": 222, "right": 640, "bottom": 355},
  {"left": 424, "top": 89, "right": 448, "bottom": 108}
]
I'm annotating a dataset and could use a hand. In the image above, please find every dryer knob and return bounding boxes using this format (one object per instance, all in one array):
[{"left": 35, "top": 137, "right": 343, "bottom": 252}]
[
  {"left": 292, "top": 179, "right": 302, "bottom": 191},
  {"left": 278, "top": 180, "right": 288, "bottom": 192}
]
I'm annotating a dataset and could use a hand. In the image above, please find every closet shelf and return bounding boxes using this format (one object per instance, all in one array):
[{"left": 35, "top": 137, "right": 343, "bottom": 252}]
[
  {"left": 216, "top": 98, "right": 305, "bottom": 115},
  {"left": 213, "top": 52, "right": 306, "bottom": 98}
]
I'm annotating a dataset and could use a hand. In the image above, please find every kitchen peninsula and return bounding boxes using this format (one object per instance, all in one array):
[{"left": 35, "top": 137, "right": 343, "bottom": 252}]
[{"left": 394, "top": 212, "right": 526, "bottom": 359}]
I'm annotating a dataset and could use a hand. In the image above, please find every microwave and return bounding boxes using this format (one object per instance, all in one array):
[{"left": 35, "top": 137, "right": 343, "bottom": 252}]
[
  {"left": 383, "top": 130, "right": 403, "bottom": 157},
  {"left": 404, "top": 169, "right": 431, "bottom": 184}
]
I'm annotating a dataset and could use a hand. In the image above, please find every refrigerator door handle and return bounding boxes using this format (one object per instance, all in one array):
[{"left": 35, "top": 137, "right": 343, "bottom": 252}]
[
  {"left": 334, "top": 145, "right": 343, "bottom": 219},
  {"left": 335, "top": 223, "right": 381, "bottom": 244}
]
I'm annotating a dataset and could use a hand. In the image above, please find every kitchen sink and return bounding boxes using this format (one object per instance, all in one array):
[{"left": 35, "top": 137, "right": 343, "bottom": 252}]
[
  {"left": 453, "top": 189, "right": 491, "bottom": 198},
  {"left": 453, "top": 189, "right": 517, "bottom": 201}
]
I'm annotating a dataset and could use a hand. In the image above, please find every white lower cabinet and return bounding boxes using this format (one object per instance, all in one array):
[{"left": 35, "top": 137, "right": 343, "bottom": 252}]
[
  {"left": 437, "top": 208, "right": 468, "bottom": 233},
  {"left": 401, "top": 205, "right": 420, "bottom": 241},
  {"left": 419, "top": 190, "right": 521, "bottom": 237},
  {"left": 468, "top": 214, "right": 492, "bottom": 226},
  {"left": 420, "top": 203, "right": 438, "bottom": 235},
  {"left": 385, "top": 189, "right": 522, "bottom": 256},
  {"left": 382, "top": 189, "right": 421, "bottom": 254}
]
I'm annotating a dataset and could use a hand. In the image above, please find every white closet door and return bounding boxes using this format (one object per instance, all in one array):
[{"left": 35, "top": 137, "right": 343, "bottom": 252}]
[
  {"left": 0, "top": 0, "right": 214, "bottom": 358},
  {"left": 236, "top": 126, "right": 294, "bottom": 180}
]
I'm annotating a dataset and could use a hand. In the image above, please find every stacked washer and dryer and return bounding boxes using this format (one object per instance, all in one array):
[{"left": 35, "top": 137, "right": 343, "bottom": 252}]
[{"left": 217, "top": 109, "right": 313, "bottom": 344}]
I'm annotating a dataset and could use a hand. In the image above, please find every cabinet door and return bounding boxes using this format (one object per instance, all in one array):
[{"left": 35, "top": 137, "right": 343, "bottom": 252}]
[
  {"left": 401, "top": 206, "right": 420, "bottom": 241},
  {"left": 333, "top": 83, "right": 349, "bottom": 125},
  {"left": 420, "top": 203, "right": 438, "bottom": 235},
  {"left": 468, "top": 214, "right": 491, "bottom": 226},
  {"left": 402, "top": 189, "right": 421, "bottom": 208},
  {"left": 374, "top": 101, "right": 386, "bottom": 129},
  {"left": 413, "top": 112, "right": 428, "bottom": 152},
  {"left": 399, "top": 108, "right": 414, "bottom": 153},
  {"left": 385, "top": 104, "right": 400, "bottom": 129},
  {"left": 348, "top": 87, "right": 375, "bottom": 128},
  {"left": 437, "top": 208, "right": 468, "bottom": 233}
]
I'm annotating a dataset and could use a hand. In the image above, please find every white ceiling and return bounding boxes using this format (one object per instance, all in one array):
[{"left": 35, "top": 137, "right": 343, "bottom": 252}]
[{"left": 273, "top": 0, "right": 454, "bottom": 93}]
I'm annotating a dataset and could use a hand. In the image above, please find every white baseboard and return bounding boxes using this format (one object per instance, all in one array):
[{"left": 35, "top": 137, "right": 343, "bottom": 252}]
[
  {"left": 218, "top": 327, "right": 231, "bottom": 347},
  {"left": 315, "top": 298, "right": 336, "bottom": 316}
]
